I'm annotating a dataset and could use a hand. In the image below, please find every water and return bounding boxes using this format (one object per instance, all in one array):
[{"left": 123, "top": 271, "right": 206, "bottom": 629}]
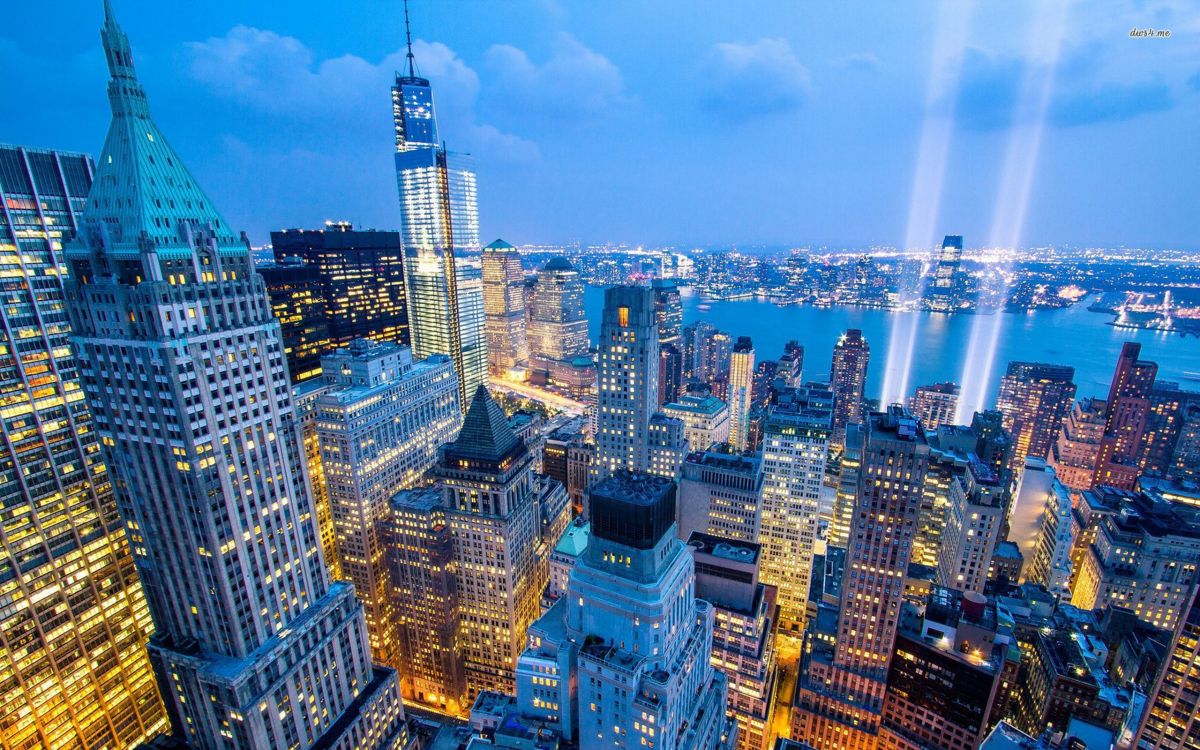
[{"left": 583, "top": 286, "right": 1200, "bottom": 403}]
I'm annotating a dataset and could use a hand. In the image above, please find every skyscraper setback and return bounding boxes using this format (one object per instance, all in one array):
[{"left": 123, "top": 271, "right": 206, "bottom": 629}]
[
  {"left": 0, "top": 144, "right": 169, "bottom": 748},
  {"left": 61, "top": 6, "right": 407, "bottom": 746},
  {"left": 594, "top": 285, "right": 660, "bottom": 482},
  {"left": 995, "top": 361, "right": 1077, "bottom": 471},
  {"left": 830, "top": 328, "right": 869, "bottom": 448},
  {"left": 393, "top": 35, "right": 487, "bottom": 407},
  {"left": 1095, "top": 342, "right": 1158, "bottom": 489}
]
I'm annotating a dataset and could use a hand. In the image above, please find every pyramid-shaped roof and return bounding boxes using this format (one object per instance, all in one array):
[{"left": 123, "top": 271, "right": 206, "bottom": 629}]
[
  {"left": 445, "top": 385, "right": 523, "bottom": 463},
  {"left": 67, "top": 1, "right": 243, "bottom": 261},
  {"left": 483, "top": 238, "right": 516, "bottom": 250}
]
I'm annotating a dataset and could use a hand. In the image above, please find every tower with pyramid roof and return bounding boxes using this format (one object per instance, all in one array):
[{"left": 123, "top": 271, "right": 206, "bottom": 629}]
[{"left": 62, "top": 4, "right": 408, "bottom": 747}]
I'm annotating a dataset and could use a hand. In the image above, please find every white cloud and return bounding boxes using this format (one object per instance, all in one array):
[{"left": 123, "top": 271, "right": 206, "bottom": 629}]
[{"left": 700, "top": 38, "right": 812, "bottom": 119}]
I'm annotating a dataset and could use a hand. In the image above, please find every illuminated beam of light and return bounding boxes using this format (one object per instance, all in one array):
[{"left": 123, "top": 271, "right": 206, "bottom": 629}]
[
  {"left": 954, "top": 0, "right": 1073, "bottom": 423},
  {"left": 880, "top": 0, "right": 974, "bottom": 408}
]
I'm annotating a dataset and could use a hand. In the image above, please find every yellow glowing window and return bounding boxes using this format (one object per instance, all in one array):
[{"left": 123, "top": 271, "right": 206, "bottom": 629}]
[{"left": 618, "top": 306, "right": 629, "bottom": 327}]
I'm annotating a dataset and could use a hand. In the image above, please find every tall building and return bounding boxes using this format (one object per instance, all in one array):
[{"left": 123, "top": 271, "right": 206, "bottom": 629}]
[
  {"left": 793, "top": 406, "right": 931, "bottom": 750},
  {"left": 729, "top": 337, "right": 756, "bottom": 451},
  {"left": 314, "top": 341, "right": 462, "bottom": 666},
  {"left": 648, "top": 412, "right": 688, "bottom": 479},
  {"left": 528, "top": 257, "right": 589, "bottom": 363},
  {"left": 908, "top": 381, "right": 960, "bottom": 431},
  {"left": 512, "top": 471, "right": 735, "bottom": 749},
  {"left": 270, "top": 224, "right": 409, "bottom": 368},
  {"left": 759, "top": 385, "right": 833, "bottom": 632},
  {"left": 1095, "top": 342, "right": 1158, "bottom": 490},
  {"left": 690, "top": 533, "right": 780, "bottom": 750},
  {"left": 678, "top": 448, "right": 764, "bottom": 543},
  {"left": 936, "top": 459, "right": 1006, "bottom": 594},
  {"left": 0, "top": 143, "right": 169, "bottom": 748},
  {"left": 1026, "top": 467, "right": 1077, "bottom": 597},
  {"left": 827, "top": 421, "right": 863, "bottom": 549},
  {"left": 393, "top": 44, "right": 487, "bottom": 407},
  {"left": 995, "top": 361, "right": 1077, "bottom": 471},
  {"left": 1136, "top": 586, "right": 1200, "bottom": 750},
  {"left": 431, "top": 386, "right": 562, "bottom": 698},
  {"left": 294, "top": 378, "right": 337, "bottom": 577},
  {"left": 926, "top": 234, "right": 964, "bottom": 312},
  {"left": 663, "top": 392, "right": 731, "bottom": 452},
  {"left": 481, "top": 239, "right": 528, "bottom": 377},
  {"left": 1143, "top": 384, "right": 1200, "bottom": 479},
  {"left": 830, "top": 328, "right": 870, "bottom": 448},
  {"left": 594, "top": 286, "right": 660, "bottom": 482},
  {"left": 654, "top": 279, "right": 685, "bottom": 404},
  {"left": 258, "top": 259, "right": 332, "bottom": 382},
  {"left": 63, "top": 7, "right": 407, "bottom": 746},
  {"left": 1049, "top": 397, "right": 1108, "bottom": 493}
]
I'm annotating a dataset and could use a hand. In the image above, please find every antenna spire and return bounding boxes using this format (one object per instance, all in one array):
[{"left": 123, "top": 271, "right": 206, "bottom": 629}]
[{"left": 403, "top": 0, "right": 416, "bottom": 78}]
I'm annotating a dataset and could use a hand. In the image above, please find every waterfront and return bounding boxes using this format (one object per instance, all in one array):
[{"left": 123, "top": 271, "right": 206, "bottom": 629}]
[{"left": 584, "top": 286, "right": 1200, "bottom": 403}]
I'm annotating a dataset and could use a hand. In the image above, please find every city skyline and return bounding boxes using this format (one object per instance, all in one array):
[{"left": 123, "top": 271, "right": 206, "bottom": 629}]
[{"left": 3, "top": 1, "right": 1197, "bottom": 248}]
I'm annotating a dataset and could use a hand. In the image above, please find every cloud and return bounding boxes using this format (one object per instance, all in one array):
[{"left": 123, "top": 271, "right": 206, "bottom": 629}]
[
  {"left": 1050, "top": 81, "right": 1174, "bottom": 126},
  {"left": 699, "top": 38, "right": 812, "bottom": 119},
  {"left": 185, "top": 26, "right": 537, "bottom": 160},
  {"left": 836, "top": 52, "right": 880, "bottom": 74},
  {"left": 482, "top": 33, "right": 631, "bottom": 123},
  {"left": 954, "top": 48, "right": 1022, "bottom": 130},
  {"left": 1188, "top": 70, "right": 1200, "bottom": 91}
]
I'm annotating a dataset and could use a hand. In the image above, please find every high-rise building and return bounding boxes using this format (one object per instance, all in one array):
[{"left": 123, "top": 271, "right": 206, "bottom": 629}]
[
  {"left": 729, "top": 337, "right": 756, "bottom": 451},
  {"left": 690, "top": 533, "right": 780, "bottom": 750},
  {"left": 659, "top": 342, "right": 685, "bottom": 407},
  {"left": 926, "top": 234, "right": 964, "bottom": 312},
  {"left": 1136, "top": 586, "right": 1200, "bottom": 750},
  {"left": 648, "top": 412, "right": 688, "bottom": 479},
  {"left": 314, "top": 341, "right": 462, "bottom": 666},
  {"left": 995, "top": 361, "right": 1077, "bottom": 471},
  {"left": 830, "top": 328, "right": 869, "bottom": 448},
  {"left": 1095, "top": 342, "right": 1158, "bottom": 490},
  {"left": 431, "top": 386, "right": 563, "bottom": 698},
  {"left": 1025, "top": 466, "right": 1076, "bottom": 597},
  {"left": 1049, "top": 397, "right": 1108, "bottom": 493},
  {"left": 393, "top": 46, "right": 487, "bottom": 407},
  {"left": 793, "top": 406, "right": 931, "bottom": 749},
  {"left": 528, "top": 257, "right": 589, "bottom": 363},
  {"left": 0, "top": 143, "right": 169, "bottom": 748},
  {"left": 512, "top": 471, "right": 735, "bottom": 749},
  {"left": 683, "top": 321, "right": 717, "bottom": 381},
  {"left": 594, "top": 286, "right": 660, "bottom": 482},
  {"left": 709, "top": 331, "right": 735, "bottom": 399},
  {"left": 269, "top": 224, "right": 409, "bottom": 373},
  {"left": 908, "top": 381, "right": 960, "bottom": 431},
  {"left": 937, "top": 459, "right": 1006, "bottom": 594},
  {"left": 1143, "top": 384, "right": 1200, "bottom": 479},
  {"left": 481, "top": 239, "right": 529, "bottom": 377},
  {"left": 652, "top": 277, "right": 683, "bottom": 346},
  {"left": 760, "top": 385, "right": 833, "bottom": 632},
  {"left": 63, "top": 7, "right": 407, "bottom": 746},
  {"left": 678, "top": 448, "right": 764, "bottom": 543},
  {"left": 663, "top": 392, "right": 731, "bottom": 452},
  {"left": 294, "top": 378, "right": 338, "bottom": 577},
  {"left": 827, "top": 421, "right": 863, "bottom": 549},
  {"left": 258, "top": 260, "right": 332, "bottom": 382}
]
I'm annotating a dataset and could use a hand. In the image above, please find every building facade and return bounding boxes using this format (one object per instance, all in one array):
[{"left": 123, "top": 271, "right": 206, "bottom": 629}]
[
  {"left": 528, "top": 257, "right": 589, "bottom": 364},
  {"left": 663, "top": 392, "right": 732, "bottom": 453},
  {"left": 908, "top": 381, "right": 960, "bottom": 431},
  {"left": 1095, "top": 342, "right": 1158, "bottom": 490},
  {"left": 1050, "top": 397, "right": 1108, "bottom": 493},
  {"left": 481, "top": 239, "right": 528, "bottom": 377},
  {"left": 996, "top": 361, "right": 1077, "bottom": 472},
  {"left": 258, "top": 259, "right": 333, "bottom": 382},
  {"left": 1136, "top": 587, "right": 1200, "bottom": 750},
  {"left": 678, "top": 448, "right": 765, "bottom": 543},
  {"left": 830, "top": 329, "right": 869, "bottom": 449},
  {"left": 729, "top": 337, "right": 756, "bottom": 451},
  {"left": 594, "top": 286, "right": 660, "bottom": 482}
]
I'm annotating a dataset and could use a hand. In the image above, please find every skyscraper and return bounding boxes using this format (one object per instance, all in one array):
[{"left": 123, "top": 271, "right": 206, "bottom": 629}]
[
  {"left": 830, "top": 328, "right": 870, "bottom": 448},
  {"left": 678, "top": 448, "right": 764, "bottom": 543},
  {"left": 1095, "top": 342, "right": 1158, "bottom": 490},
  {"left": 793, "top": 406, "right": 931, "bottom": 749},
  {"left": 62, "top": 7, "right": 407, "bottom": 746},
  {"left": 936, "top": 459, "right": 1005, "bottom": 594},
  {"left": 1136, "top": 586, "right": 1200, "bottom": 750},
  {"left": 1049, "top": 397, "right": 1108, "bottom": 492},
  {"left": 907, "top": 381, "right": 960, "bottom": 430},
  {"left": 827, "top": 421, "right": 863, "bottom": 549},
  {"left": 995, "top": 361, "right": 1077, "bottom": 471},
  {"left": 393, "top": 38, "right": 487, "bottom": 407},
  {"left": 314, "top": 341, "right": 462, "bottom": 667},
  {"left": 759, "top": 385, "right": 833, "bottom": 633},
  {"left": 481, "top": 239, "right": 529, "bottom": 377},
  {"left": 0, "top": 143, "right": 169, "bottom": 748},
  {"left": 527, "top": 257, "right": 589, "bottom": 362},
  {"left": 729, "top": 336, "right": 756, "bottom": 451},
  {"left": 269, "top": 223, "right": 409, "bottom": 369},
  {"left": 594, "top": 285, "right": 660, "bottom": 482},
  {"left": 662, "top": 391, "right": 732, "bottom": 452},
  {"left": 926, "top": 234, "right": 964, "bottom": 312},
  {"left": 512, "top": 471, "right": 734, "bottom": 749},
  {"left": 654, "top": 278, "right": 685, "bottom": 404}
]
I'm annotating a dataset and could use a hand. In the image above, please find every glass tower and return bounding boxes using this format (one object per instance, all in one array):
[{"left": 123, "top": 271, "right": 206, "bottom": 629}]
[
  {"left": 61, "top": 5, "right": 407, "bottom": 747},
  {"left": 0, "top": 143, "right": 169, "bottom": 748},
  {"left": 393, "top": 57, "right": 486, "bottom": 408}
]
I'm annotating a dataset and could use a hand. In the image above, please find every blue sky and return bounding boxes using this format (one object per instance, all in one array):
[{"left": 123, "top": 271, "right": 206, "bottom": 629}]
[{"left": 3, "top": 1, "right": 1197, "bottom": 248}]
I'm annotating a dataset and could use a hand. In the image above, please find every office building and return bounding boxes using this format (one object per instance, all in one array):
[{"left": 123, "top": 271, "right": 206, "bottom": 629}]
[
  {"left": 269, "top": 224, "right": 408, "bottom": 375},
  {"left": 258, "top": 259, "right": 332, "bottom": 382},
  {"left": 926, "top": 235, "right": 965, "bottom": 312},
  {"left": 996, "top": 361, "right": 1077, "bottom": 471},
  {"left": 0, "top": 142, "right": 170, "bottom": 748},
  {"left": 659, "top": 342, "right": 685, "bottom": 407},
  {"left": 663, "top": 392, "right": 732, "bottom": 452},
  {"left": 481, "top": 239, "right": 529, "bottom": 377},
  {"left": 294, "top": 378, "right": 338, "bottom": 577},
  {"left": 431, "top": 386, "right": 564, "bottom": 698},
  {"left": 594, "top": 286, "right": 660, "bottom": 482},
  {"left": 729, "top": 337, "right": 756, "bottom": 451},
  {"left": 690, "top": 533, "right": 779, "bottom": 750},
  {"left": 760, "top": 385, "right": 833, "bottom": 632},
  {"left": 512, "top": 471, "right": 735, "bottom": 749},
  {"left": 545, "top": 518, "right": 590, "bottom": 609},
  {"left": 63, "top": 7, "right": 407, "bottom": 745},
  {"left": 393, "top": 46, "right": 487, "bottom": 407},
  {"left": 827, "top": 421, "right": 863, "bottom": 549},
  {"left": 315, "top": 341, "right": 462, "bottom": 666},
  {"left": 908, "top": 381, "right": 960, "bottom": 431},
  {"left": 793, "top": 407, "right": 931, "bottom": 749},
  {"left": 528, "top": 257, "right": 589, "bottom": 364},
  {"left": 1143, "top": 384, "right": 1200, "bottom": 479},
  {"left": 1050, "top": 397, "right": 1108, "bottom": 493},
  {"left": 654, "top": 279, "right": 685, "bottom": 404},
  {"left": 648, "top": 412, "right": 688, "bottom": 479},
  {"left": 1095, "top": 342, "right": 1158, "bottom": 490},
  {"left": 830, "top": 328, "right": 869, "bottom": 448},
  {"left": 678, "top": 448, "right": 765, "bottom": 543},
  {"left": 1027, "top": 470, "right": 1077, "bottom": 597},
  {"left": 937, "top": 459, "right": 1006, "bottom": 594},
  {"left": 1136, "top": 587, "right": 1200, "bottom": 750}
]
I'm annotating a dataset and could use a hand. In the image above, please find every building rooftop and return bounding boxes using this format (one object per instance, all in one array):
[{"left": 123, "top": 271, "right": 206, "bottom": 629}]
[
  {"left": 542, "top": 256, "right": 575, "bottom": 272},
  {"left": 664, "top": 393, "right": 728, "bottom": 416},
  {"left": 554, "top": 518, "right": 590, "bottom": 557},
  {"left": 444, "top": 386, "right": 524, "bottom": 464},
  {"left": 687, "top": 531, "right": 761, "bottom": 565}
]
